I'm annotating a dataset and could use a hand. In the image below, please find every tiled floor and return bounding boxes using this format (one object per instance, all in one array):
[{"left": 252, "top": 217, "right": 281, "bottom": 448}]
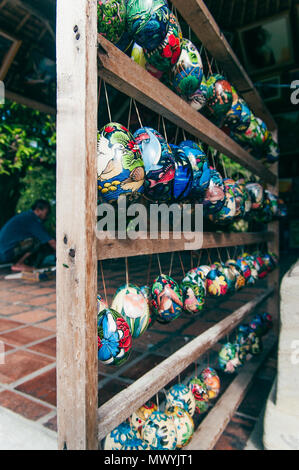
[{"left": 0, "top": 253, "right": 279, "bottom": 449}]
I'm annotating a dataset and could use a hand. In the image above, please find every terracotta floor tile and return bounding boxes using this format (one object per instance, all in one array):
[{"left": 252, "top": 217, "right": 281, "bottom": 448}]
[
  {"left": 0, "top": 325, "right": 53, "bottom": 347},
  {"left": 0, "top": 304, "right": 31, "bottom": 316},
  {"left": 29, "top": 337, "right": 56, "bottom": 358},
  {"left": 24, "top": 296, "right": 54, "bottom": 307},
  {"left": 133, "top": 330, "right": 168, "bottom": 353},
  {"left": 43, "top": 415, "right": 57, "bottom": 432},
  {"left": 213, "top": 415, "right": 256, "bottom": 450},
  {"left": 0, "top": 390, "right": 51, "bottom": 420},
  {"left": 181, "top": 320, "right": 212, "bottom": 337},
  {"left": 0, "top": 292, "right": 31, "bottom": 303},
  {"left": 98, "top": 379, "right": 130, "bottom": 406},
  {"left": 39, "top": 318, "right": 56, "bottom": 332},
  {"left": 45, "top": 303, "right": 56, "bottom": 311},
  {"left": 0, "top": 318, "right": 24, "bottom": 332},
  {"left": 9, "top": 310, "right": 54, "bottom": 324},
  {"left": 16, "top": 368, "right": 57, "bottom": 406},
  {"left": 120, "top": 353, "right": 165, "bottom": 381},
  {"left": 0, "top": 350, "right": 53, "bottom": 384}
]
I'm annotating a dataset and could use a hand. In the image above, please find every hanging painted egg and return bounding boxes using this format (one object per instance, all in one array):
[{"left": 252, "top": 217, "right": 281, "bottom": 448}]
[
  {"left": 121, "top": 437, "right": 151, "bottom": 450},
  {"left": 253, "top": 252, "right": 268, "bottom": 279},
  {"left": 265, "top": 190, "right": 279, "bottom": 218},
  {"left": 171, "top": 147, "right": 193, "bottom": 201},
  {"left": 208, "top": 185, "right": 236, "bottom": 225},
  {"left": 97, "top": 123, "right": 145, "bottom": 203},
  {"left": 166, "top": 383, "right": 196, "bottom": 417},
  {"left": 249, "top": 314, "right": 265, "bottom": 337},
  {"left": 196, "top": 265, "right": 212, "bottom": 282},
  {"left": 235, "top": 324, "right": 253, "bottom": 363},
  {"left": 236, "top": 258, "right": 252, "bottom": 283},
  {"left": 203, "top": 168, "right": 225, "bottom": 215},
  {"left": 262, "top": 252, "right": 275, "bottom": 272},
  {"left": 248, "top": 330, "right": 263, "bottom": 355},
  {"left": 245, "top": 182, "right": 264, "bottom": 210},
  {"left": 218, "top": 263, "right": 237, "bottom": 292},
  {"left": 97, "top": 308, "right": 132, "bottom": 366},
  {"left": 144, "top": 13, "right": 182, "bottom": 72},
  {"left": 111, "top": 284, "right": 150, "bottom": 338},
  {"left": 223, "top": 86, "right": 243, "bottom": 131},
  {"left": 182, "top": 267, "right": 206, "bottom": 287},
  {"left": 206, "top": 266, "right": 228, "bottom": 296},
  {"left": 177, "top": 141, "right": 209, "bottom": 199},
  {"left": 104, "top": 421, "right": 137, "bottom": 450},
  {"left": 97, "top": 294, "right": 108, "bottom": 314},
  {"left": 134, "top": 127, "right": 175, "bottom": 202},
  {"left": 141, "top": 411, "right": 177, "bottom": 450},
  {"left": 225, "top": 259, "right": 246, "bottom": 290},
  {"left": 151, "top": 274, "right": 183, "bottom": 324},
  {"left": 199, "top": 367, "right": 221, "bottom": 400},
  {"left": 188, "top": 377, "right": 210, "bottom": 414},
  {"left": 188, "top": 74, "right": 208, "bottom": 111},
  {"left": 131, "top": 42, "right": 148, "bottom": 69},
  {"left": 261, "top": 312, "right": 273, "bottom": 335},
  {"left": 218, "top": 342, "right": 242, "bottom": 373},
  {"left": 206, "top": 74, "right": 233, "bottom": 122},
  {"left": 237, "top": 178, "right": 252, "bottom": 216},
  {"left": 172, "top": 38, "right": 203, "bottom": 98},
  {"left": 130, "top": 401, "right": 158, "bottom": 436},
  {"left": 240, "top": 253, "right": 258, "bottom": 284},
  {"left": 164, "top": 405, "right": 194, "bottom": 448},
  {"left": 97, "top": 0, "right": 127, "bottom": 44},
  {"left": 181, "top": 280, "right": 205, "bottom": 315},
  {"left": 126, "top": 0, "right": 170, "bottom": 52},
  {"left": 265, "top": 134, "right": 280, "bottom": 163},
  {"left": 140, "top": 285, "right": 156, "bottom": 329}
]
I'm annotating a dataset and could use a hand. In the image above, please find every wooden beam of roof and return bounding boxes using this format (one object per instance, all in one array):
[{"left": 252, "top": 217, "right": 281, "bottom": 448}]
[
  {"left": 171, "top": 0, "right": 277, "bottom": 132},
  {"left": 10, "top": 0, "right": 55, "bottom": 40}
]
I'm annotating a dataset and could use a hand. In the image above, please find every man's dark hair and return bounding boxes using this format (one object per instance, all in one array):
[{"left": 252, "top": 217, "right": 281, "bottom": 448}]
[{"left": 32, "top": 199, "right": 51, "bottom": 213}]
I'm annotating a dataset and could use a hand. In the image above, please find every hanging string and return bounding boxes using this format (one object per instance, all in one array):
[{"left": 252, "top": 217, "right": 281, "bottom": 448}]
[
  {"left": 182, "top": 129, "right": 187, "bottom": 141},
  {"left": 125, "top": 257, "right": 129, "bottom": 286},
  {"left": 147, "top": 254, "right": 152, "bottom": 286},
  {"left": 127, "top": 97, "right": 133, "bottom": 131},
  {"left": 156, "top": 393, "right": 160, "bottom": 411},
  {"left": 133, "top": 99, "right": 143, "bottom": 128},
  {"left": 157, "top": 254, "right": 162, "bottom": 275},
  {"left": 178, "top": 252, "right": 185, "bottom": 278},
  {"left": 190, "top": 251, "right": 193, "bottom": 270},
  {"left": 204, "top": 48, "right": 213, "bottom": 77},
  {"left": 207, "top": 249, "right": 212, "bottom": 265},
  {"left": 220, "top": 154, "right": 228, "bottom": 179},
  {"left": 188, "top": 25, "right": 191, "bottom": 41},
  {"left": 157, "top": 114, "right": 161, "bottom": 133},
  {"left": 169, "top": 252, "right": 174, "bottom": 277},
  {"left": 216, "top": 247, "right": 223, "bottom": 264},
  {"left": 97, "top": 77, "right": 102, "bottom": 109},
  {"left": 174, "top": 126, "right": 179, "bottom": 145},
  {"left": 103, "top": 81, "right": 112, "bottom": 122},
  {"left": 194, "top": 361, "right": 198, "bottom": 379},
  {"left": 162, "top": 116, "right": 168, "bottom": 143},
  {"left": 100, "top": 260, "right": 108, "bottom": 306}
]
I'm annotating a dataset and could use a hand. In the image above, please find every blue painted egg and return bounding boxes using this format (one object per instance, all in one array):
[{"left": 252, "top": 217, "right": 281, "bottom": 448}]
[
  {"left": 126, "top": 0, "right": 170, "bottom": 52},
  {"left": 171, "top": 146, "right": 193, "bottom": 201},
  {"left": 141, "top": 411, "right": 177, "bottom": 450},
  {"left": 134, "top": 127, "right": 175, "bottom": 202},
  {"left": 98, "top": 123, "right": 145, "bottom": 202},
  {"left": 208, "top": 185, "right": 236, "bottom": 225},
  {"left": 97, "top": 308, "right": 132, "bottom": 366},
  {"left": 218, "top": 342, "right": 242, "bottom": 373},
  {"left": 104, "top": 421, "right": 137, "bottom": 450},
  {"left": 166, "top": 383, "right": 196, "bottom": 417},
  {"left": 172, "top": 38, "right": 203, "bottom": 98}
]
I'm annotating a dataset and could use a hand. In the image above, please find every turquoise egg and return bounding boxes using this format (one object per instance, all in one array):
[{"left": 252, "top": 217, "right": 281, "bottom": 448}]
[
  {"left": 104, "top": 421, "right": 138, "bottom": 450},
  {"left": 172, "top": 39, "right": 203, "bottom": 98},
  {"left": 141, "top": 411, "right": 177, "bottom": 450},
  {"left": 218, "top": 342, "right": 242, "bottom": 373},
  {"left": 166, "top": 383, "right": 196, "bottom": 417}
]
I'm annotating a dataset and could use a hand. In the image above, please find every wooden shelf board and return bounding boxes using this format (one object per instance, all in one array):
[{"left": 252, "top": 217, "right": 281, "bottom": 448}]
[
  {"left": 97, "top": 231, "right": 274, "bottom": 260},
  {"left": 186, "top": 332, "right": 277, "bottom": 450},
  {"left": 97, "top": 286, "right": 274, "bottom": 441},
  {"left": 171, "top": 0, "right": 277, "bottom": 132},
  {"left": 97, "top": 36, "right": 277, "bottom": 186}
]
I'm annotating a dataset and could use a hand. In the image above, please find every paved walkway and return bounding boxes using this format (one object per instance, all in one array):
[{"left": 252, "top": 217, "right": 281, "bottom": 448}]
[{"left": 0, "top": 254, "right": 278, "bottom": 450}]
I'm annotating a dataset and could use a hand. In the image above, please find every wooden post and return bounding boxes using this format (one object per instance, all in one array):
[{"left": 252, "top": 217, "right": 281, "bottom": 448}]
[{"left": 56, "top": 0, "right": 98, "bottom": 450}]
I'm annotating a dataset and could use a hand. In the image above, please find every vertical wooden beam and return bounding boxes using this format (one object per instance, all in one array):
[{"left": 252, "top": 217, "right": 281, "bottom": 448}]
[{"left": 56, "top": 0, "right": 98, "bottom": 450}]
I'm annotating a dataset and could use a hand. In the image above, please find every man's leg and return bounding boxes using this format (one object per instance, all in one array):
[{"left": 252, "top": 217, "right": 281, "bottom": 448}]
[{"left": 10, "top": 238, "right": 41, "bottom": 272}]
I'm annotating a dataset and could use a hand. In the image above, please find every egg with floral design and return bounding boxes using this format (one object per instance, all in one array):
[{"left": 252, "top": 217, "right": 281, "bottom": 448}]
[
  {"left": 203, "top": 168, "right": 225, "bottom": 215},
  {"left": 111, "top": 284, "right": 150, "bottom": 338},
  {"left": 206, "top": 74, "right": 233, "bottom": 123},
  {"left": 188, "top": 377, "right": 210, "bottom": 414},
  {"left": 151, "top": 274, "right": 183, "bottom": 324},
  {"left": 188, "top": 74, "right": 208, "bottom": 111},
  {"left": 130, "top": 401, "right": 158, "bottom": 436},
  {"left": 208, "top": 185, "right": 236, "bottom": 225},
  {"left": 225, "top": 259, "right": 246, "bottom": 290},
  {"left": 166, "top": 383, "right": 196, "bottom": 417},
  {"left": 199, "top": 367, "right": 221, "bottom": 400},
  {"left": 236, "top": 258, "right": 252, "bottom": 283},
  {"left": 141, "top": 411, "right": 177, "bottom": 450},
  {"left": 164, "top": 405, "right": 194, "bottom": 448},
  {"left": 97, "top": 308, "right": 132, "bottom": 366},
  {"left": 172, "top": 39, "right": 203, "bottom": 98},
  {"left": 97, "top": 0, "right": 126, "bottom": 44},
  {"left": 206, "top": 267, "right": 228, "bottom": 296},
  {"left": 218, "top": 342, "right": 242, "bottom": 373},
  {"left": 104, "top": 421, "right": 137, "bottom": 450},
  {"left": 181, "top": 280, "right": 205, "bottom": 315},
  {"left": 121, "top": 437, "right": 152, "bottom": 450},
  {"left": 97, "top": 123, "right": 145, "bottom": 202}
]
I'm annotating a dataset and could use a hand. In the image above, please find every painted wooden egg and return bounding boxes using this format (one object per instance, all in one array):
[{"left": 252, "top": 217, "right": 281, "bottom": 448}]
[
  {"left": 97, "top": 123, "right": 145, "bottom": 203},
  {"left": 141, "top": 411, "right": 177, "bottom": 450},
  {"left": 208, "top": 185, "right": 236, "bottom": 225},
  {"left": 240, "top": 253, "right": 258, "bottom": 284},
  {"left": 253, "top": 253, "right": 268, "bottom": 279},
  {"left": 97, "top": 308, "right": 132, "bottom": 366},
  {"left": 171, "top": 146, "right": 193, "bottom": 201},
  {"left": 261, "top": 312, "right": 273, "bottom": 335},
  {"left": 188, "top": 74, "right": 208, "bottom": 111},
  {"left": 237, "top": 178, "right": 252, "bottom": 216},
  {"left": 172, "top": 39, "right": 203, "bottom": 98},
  {"left": 236, "top": 258, "right": 252, "bottom": 283},
  {"left": 262, "top": 252, "right": 276, "bottom": 272},
  {"left": 151, "top": 274, "right": 183, "bottom": 324},
  {"left": 188, "top": 377, "right": 209, "bottom": 414},
  {"left": 265, "top": 190, "right": 279, "bottom": 218},
  {"left": 223, "top": 86, "right": 243, "bottom": 131},
  {"left": 197, "top": 265, "right": 212, "bottom": 281},
  {"left": 179, "top": 141, "right": 207, "bottom": 176},
  {"left": 206, "top": 267, "right": 228, "bottom": 296},
  {"left": 203, "top": 168, "right": 225, "bottom": 215},
  {"left": 166, "top": 383, "right": 196, "bottom": 417},
  {"left": 249, "top": 314, "right": 265, "bottom": 337},
  {"left": 214, "top": 263, "right": 236, "bottom": 292},
  {"left": 225, "top": 260, "right": 246, "bottom": 290},
  {"left": 144, "top": 13, "right": 182, "bottom": 72},
  {"left": 104, "top": 421, "right": 137, "bottom": 450},
  {"left": 183, "top": 268, "right": 207, "bottom": 288},
  {"left": 218, "top": 342, "right": 242, "bottom": 374},
  {"left": 134, "top": 127, "right": 175, "bottom": 202},
  {"left": 206, "top": 74, "right": 233, "bottom": 121},
  {"left": 237, "top": 98, "right": 252, "bottom": 133},
  {"left": 164, "top": 405, "right": 194, "bottom": 448},
  {"left": 248, "top": 330, "right": 263, "bottom": 355},
  {"left": 121, "top": 437, "right": 151, "bottom": 450},
  {"left": 130, "top": 401, "right": 158, "bottom": 436},
  {"left": 97, "top": 0, "right": 126, "bottom": 44},
  {"left": 111, "top": 284, "right": 150, "bottom": 338},
  {"left": 140, "top": 285, "right": 156, "bottom": 329},
  {"left": 181, "top": 281, "right": 205, "bottom": 315},
  {"left": 265, "top": 134, "right": 280, "bottom": 163},
  {"left": 199, "top": 367, "right": 221, "bottom": 400},
  {"left": 126, "top": 0, "right": 170, "bottom": 52},
  {"left": 235, "top": 324, "right": 253, "bottom": 363},
  {"left": 245, "top": 182, "right": 264, "bottom": 210},
  {"left": 97, "top": 294, "right": 108, "bottom": 314}
]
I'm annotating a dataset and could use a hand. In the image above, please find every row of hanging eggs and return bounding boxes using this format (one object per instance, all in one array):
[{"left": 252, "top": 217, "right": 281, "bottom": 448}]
[
  {"left": 104, "top": 366, "right": 221, "bottom": 450},
  {"left": 218, "top": 312, "right": 273, "bottom": 374}
]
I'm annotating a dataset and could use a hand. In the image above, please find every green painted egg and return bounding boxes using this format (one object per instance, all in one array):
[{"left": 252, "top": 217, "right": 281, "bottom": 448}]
[
  {"left": 172, "top": 38, "right": 203, "bottom": 98},
  {"left": 164, "top": 405, "right": 194, "bottom": 448},
  {"left": 188, "top": 377, "right": 210, "bottom": 414},
  {"left": 218, "top": 342, "right": 242, "bottom": 374},
  {"left": 97, "top": 0, "right": 126, "bottom": 44},
  {"left": 151, "top": 274, "right": 183, "bottom": 324}
]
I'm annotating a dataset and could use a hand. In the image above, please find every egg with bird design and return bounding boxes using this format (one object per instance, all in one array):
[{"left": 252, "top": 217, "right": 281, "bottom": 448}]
[{"left": 151, "top": 274, "right": 183, "bottom": 323}]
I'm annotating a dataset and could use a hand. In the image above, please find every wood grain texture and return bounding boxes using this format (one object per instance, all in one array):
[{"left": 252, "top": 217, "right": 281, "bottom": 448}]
[
  {"left": 97, "top": 287, "right": 274, "bottom": 441},
  {"left": 97, "top": 36, "right": 277, "bottom": 186},
  {"left": 97, "top": 231, "right": 275, "bottom": 260},
  {"left": 186, "top": 333, "right": 277, "bottom": 450},
  {"left": 56, "top": 0, "right": 98, "bottom": 450},
  {"left": 171, "top": 0, "right": 277, "bottom": 131}
]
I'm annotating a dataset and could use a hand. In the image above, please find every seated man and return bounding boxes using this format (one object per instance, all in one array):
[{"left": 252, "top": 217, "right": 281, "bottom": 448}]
[{"left": 0, "top": 199, "right": 56, "bottom": 272}]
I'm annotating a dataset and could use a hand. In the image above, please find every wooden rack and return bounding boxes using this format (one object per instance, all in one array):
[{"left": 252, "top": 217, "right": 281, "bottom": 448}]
[{"left": 56, "top": 0, "right": 279, "bottom": 450}]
